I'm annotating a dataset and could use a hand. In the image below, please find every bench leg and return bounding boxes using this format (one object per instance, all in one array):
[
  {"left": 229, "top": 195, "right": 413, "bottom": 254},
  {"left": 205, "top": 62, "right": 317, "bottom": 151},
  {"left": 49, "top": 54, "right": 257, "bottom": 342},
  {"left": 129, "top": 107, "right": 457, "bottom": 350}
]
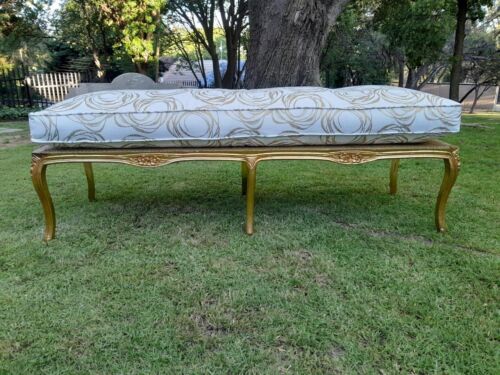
[
  {"left": 389, "top": 159, "right": 400, "bottom": 195},
  {"left": 31, "top": 156, "right": 56, "bottom": 241},
  {"left": 241, "top": 161, "right": 248, "bottom": 196},
  {"left": 83, "top": 163, "right": 96, "bottom": 202},
  {"left": 245, "top": 162, "right": 257, "bottom": 235},
  {"left": 435, "top": 154, "right": 460, "bottom": 232}
]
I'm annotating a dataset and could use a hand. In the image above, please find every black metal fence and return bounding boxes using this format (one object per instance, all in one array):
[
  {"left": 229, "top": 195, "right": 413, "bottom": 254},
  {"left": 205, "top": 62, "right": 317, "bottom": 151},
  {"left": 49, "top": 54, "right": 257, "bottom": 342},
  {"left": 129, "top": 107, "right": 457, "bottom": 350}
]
[
  {"left": 0, "top": 65, "right": 33, "bottom": 107},
  {"left": 0, "top": 66, "right": 94, "bottom": 108}
]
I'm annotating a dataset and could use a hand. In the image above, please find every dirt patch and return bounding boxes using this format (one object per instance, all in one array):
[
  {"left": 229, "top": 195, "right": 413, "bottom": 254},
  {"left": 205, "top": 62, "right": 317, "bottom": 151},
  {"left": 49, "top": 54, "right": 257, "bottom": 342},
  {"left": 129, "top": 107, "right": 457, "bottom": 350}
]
[
  {"left": 0, "top": 128, "right": 21, "bottom": 134},
  {"left": 331, "top": 220, "right": 495, "bottom": 256},
  {"left": 0, "top": 133, "right": 30, "bottom": 149},
  {"left": 0, "top": 139, "right": 31, "bottom": 149},
  {"left": 329, "top": 346, "right": 346, "bottom": 359},
  {"left": 0, "top": 339, "right": 32, "bottom": 358},
  {"left": 190, "top": 313, "right": 230, "bottom": 337},
  {"left": 314, "top": 274, "right": 330, "bottom": 287}
]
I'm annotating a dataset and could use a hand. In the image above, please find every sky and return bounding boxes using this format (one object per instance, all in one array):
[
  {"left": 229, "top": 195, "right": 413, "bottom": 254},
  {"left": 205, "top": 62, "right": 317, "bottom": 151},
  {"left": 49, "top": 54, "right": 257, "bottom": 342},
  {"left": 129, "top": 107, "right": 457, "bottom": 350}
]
[{"left": 47, "top": 0, "right": 62, "bottom": 19}]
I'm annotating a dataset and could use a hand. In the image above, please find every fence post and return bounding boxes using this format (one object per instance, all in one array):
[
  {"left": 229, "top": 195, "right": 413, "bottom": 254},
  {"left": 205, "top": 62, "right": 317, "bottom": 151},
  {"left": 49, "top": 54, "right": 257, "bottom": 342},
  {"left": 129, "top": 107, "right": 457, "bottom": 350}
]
[{"left": 22, "top": 65, "right": 33, "bottom": 107}]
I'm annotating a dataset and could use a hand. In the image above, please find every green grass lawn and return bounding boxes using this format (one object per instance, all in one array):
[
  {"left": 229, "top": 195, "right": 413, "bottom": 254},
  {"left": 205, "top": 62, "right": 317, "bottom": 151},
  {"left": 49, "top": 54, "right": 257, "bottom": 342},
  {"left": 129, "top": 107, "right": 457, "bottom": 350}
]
[{"left": 0, "top": 114, "right": 499, "bottom": 374}]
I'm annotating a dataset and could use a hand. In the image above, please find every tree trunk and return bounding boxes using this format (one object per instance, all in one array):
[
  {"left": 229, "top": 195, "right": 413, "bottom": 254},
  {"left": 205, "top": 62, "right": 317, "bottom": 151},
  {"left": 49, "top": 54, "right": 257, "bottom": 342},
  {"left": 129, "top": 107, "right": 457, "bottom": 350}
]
[
  {"left": 222, "top": 33, "right": 238, "bottom": 89},
  {"left": 405, "top": 67, "right": 416, "bottom": 89},
  {"left": 92, "top": 51, "right": 105, "bottom": 81},
  {"left": 210, "top": 50, "right": 222, "bottom": 88},
  {"left": 469, "top": 85, "right": 480, "bottom": 113},
  {"left": 134, "top": 62, "right": 149, "bottom": 76},
  {"left": 154, "top": 13, "right": 162, "bottom": 83},
  {"left": 398, "top": 58, "right": 405, "bottom": 87},
  {"left": 196, "top": 46, "right": 208, "bottom": 88},
  {"left": 235, "top": 40, "right": 244, "bottom": 88},
  {"left": 245, "top": 0, "right": 351, "bottom": 88},
  {"left": 459, "top": 84, "right": 476, "bottom": 102},
  {"left": 449, "top": 0, "right": 468, "bottom": 101},
  {"left": 469, "top": 85, "right": 489, "bottom": 113},
  {"left": 218, "top": 0, "right": 247, "bottom": 89}
]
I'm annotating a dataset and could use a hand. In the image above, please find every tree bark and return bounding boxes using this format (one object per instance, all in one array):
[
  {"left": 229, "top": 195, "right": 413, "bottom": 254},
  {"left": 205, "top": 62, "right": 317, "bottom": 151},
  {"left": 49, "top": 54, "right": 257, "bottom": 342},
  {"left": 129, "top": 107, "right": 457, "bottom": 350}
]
[
  {"left": 209, "top": 48, "right": 222, "bottom": 88},
  {"left": 80, "top": 0, "right": 106, "bottom": 81},
  {"left": 469, "top": 85, "right": 489, "bottom": 113},
  {"left": 449, "top": 0, "right": 468, "bottom": 101},
  {"left": 222, "top": 36, "right": 238, "bottom": 88},
  {"left": 218, "top": 0, "right": 248, "bottom": 89},
  {"left": 459, "top": 84, "right": 476, "bottom": 102},
  {"left": 92, "top": 50, "right": 105, "bottom": 80},
  {"left": 398, "top": 58, "right": 405, "bottom": 87},
  {"left": 134, "top": 62, "right": 149, "bottom": 75},
  {"left": 470, "top": 85, "right": 480, "bottom": 113},
  {"left": 405, "top": 67, "right": 416, "bottom": 89},
  {"left": 245, "top": 0, "right": 351, "bottom": 88}
]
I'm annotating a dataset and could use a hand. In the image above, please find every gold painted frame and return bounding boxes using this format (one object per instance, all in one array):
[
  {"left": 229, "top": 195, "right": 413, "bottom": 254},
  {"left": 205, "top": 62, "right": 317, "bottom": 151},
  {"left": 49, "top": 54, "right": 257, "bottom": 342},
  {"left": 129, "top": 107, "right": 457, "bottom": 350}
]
[{"left": 31, "top": 140, "right": 460, "bottom": 241}]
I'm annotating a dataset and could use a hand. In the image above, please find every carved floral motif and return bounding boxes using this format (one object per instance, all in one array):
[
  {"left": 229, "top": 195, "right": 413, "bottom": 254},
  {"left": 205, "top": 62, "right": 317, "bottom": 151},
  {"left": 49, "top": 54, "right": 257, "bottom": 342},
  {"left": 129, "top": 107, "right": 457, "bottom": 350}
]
[
  {"left": 126, "top": 154, "right": 171, "bottom": 167},
  {"left": 451, "top": 149, "right": 461, "bottom": 170},
  {"left": 31, "top": 154, "right": 42, "bottom": 175},
  {"left": 326, "top": 151, "right": 377, "bottom": 164}
]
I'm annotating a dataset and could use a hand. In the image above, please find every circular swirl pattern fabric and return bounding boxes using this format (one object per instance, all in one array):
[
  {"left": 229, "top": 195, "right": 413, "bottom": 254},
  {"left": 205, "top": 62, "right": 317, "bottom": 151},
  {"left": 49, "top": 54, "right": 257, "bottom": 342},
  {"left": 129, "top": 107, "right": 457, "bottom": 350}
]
[{"left": 29, "top": 85, "right": 461, "bottom": 148}]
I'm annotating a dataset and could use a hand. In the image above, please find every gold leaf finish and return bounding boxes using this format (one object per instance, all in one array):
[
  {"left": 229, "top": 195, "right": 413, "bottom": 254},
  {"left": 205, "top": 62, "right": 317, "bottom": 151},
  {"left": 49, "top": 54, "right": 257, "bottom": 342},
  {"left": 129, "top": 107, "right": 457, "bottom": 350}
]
[
  {"left": 30, "top": 140, "right": 459, "bottom": 241},
  {"left": 126, "top": 154, "right": 172, "bottom": 167},
  {"left": 452, "top": 149, "right": 461, "bottom": 171},
  {"left": 326, "top": 151, "right": 378, "bottom": 164}
]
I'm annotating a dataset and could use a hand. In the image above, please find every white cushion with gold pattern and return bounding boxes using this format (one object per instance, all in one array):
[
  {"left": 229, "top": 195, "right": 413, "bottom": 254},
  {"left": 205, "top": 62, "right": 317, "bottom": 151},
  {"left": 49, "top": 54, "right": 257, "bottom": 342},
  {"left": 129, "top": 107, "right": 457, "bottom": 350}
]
[{"left": 29, "top": 85, "right": 461, "bottom": 148}]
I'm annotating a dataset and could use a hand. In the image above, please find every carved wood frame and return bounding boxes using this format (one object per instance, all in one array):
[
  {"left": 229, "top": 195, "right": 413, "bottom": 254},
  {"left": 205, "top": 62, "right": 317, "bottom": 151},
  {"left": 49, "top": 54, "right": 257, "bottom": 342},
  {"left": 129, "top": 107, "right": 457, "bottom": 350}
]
[{"left": 31, "top": 139, "right": 460, "bottom": 241}]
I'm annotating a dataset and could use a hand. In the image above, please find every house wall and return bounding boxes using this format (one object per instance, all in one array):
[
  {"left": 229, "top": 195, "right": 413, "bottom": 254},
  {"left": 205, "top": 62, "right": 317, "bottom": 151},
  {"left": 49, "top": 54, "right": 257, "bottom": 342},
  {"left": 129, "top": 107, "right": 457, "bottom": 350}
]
[{"left": 421, "top": 83, "right": 499, "bottom": 112}]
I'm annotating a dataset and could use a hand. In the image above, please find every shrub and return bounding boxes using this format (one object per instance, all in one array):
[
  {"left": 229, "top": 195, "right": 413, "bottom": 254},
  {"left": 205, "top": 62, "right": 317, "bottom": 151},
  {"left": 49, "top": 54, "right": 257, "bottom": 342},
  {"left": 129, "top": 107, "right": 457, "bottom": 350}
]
[{"left": 0, "top": 106, "right": 34, "bottom": 121}]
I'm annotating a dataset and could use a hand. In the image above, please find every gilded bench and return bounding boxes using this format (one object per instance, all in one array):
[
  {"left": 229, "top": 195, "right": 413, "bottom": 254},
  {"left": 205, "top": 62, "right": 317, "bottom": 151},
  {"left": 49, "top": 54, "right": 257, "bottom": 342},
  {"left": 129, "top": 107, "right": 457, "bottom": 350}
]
[{"left": 29, "top": 76, "right": 460, "bottom": 240}]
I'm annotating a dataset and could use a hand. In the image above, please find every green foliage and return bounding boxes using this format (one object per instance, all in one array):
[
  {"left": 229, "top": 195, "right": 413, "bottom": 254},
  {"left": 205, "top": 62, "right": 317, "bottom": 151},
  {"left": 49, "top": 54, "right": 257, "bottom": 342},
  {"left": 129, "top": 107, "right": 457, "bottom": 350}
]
[
  {"left": 462, "top": 28, "right": 499, "bottom": 85},
  {"left": 0, "top": 0, "right": 48, "bottom": 47},
  {"left": 466, "top": 0, "right": 495, "bottom": 21},
  {"left": 167, "top": 0, "right": 248, "bottom": 88},
  {"left": 54, "top": 0, "right": 167, "bottom": 76},
  {"left": 54, "top": 1, "right": 117, "bottom": 57},
  {"left": 100, "top": 0, "right": 168, "bottom": 69},
  {"left": 54, "top": 0, "right": 118, "bottom": 78},
  {"left": 321, "top": 0, "right": 496, "bottom": 89},
  {"left": 163, "top": 27, "right": 226, "bottom": 61},
  {"left": 0, "top": 0, "right": 52, "bottom": 69},
  {"left": 1, "top": 0, "right": 495, "bottom": 89},
  {"left": 0, "top": 106, "right": 33, "bottom": 121},
  {"left": 375, "top": 0, "right": 455, "bottom": 69},
  {"left": 0, "top": 55, "right": 14, "bottom": 71},
  {"left": 321, "top": 4, "right": 390, "bottom": 87}
]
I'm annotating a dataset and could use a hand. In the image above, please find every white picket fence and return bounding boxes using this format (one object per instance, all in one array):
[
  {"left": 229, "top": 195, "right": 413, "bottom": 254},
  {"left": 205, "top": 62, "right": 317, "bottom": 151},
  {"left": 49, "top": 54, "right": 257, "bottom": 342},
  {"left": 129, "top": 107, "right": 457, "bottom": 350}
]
[{"left": 25, "top": 71, "right": 93, "bottom": 104}]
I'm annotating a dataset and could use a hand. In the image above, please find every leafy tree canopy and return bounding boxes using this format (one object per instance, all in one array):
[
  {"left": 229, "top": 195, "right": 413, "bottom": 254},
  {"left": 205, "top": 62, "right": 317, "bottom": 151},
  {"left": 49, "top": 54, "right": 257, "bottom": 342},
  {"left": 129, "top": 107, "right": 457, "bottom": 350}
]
[
  {"left": 53, "top": 0, "right": 168, "bottom": 77},
  {"left": 0, "top": 0, "right": 51, "bottom": 69},
  {"left": 100, "top": 0, "right": 168, "bottom": 67},
  {"left": 374, "top": 0, "right": 455, "bottom": 69},
  {"left": 322, "top": 3, "right": 390, "bottom": 87}
]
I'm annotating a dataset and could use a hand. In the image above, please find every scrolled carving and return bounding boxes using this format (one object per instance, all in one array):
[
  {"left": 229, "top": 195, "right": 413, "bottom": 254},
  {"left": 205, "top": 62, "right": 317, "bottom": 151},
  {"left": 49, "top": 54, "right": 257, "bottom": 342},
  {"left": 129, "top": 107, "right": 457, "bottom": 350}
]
[
  {"left": 126, "top": 154, "right": 172, "bottom": 167},
  {"left": 31, "top": 154, "right": 43, "bottom": 175},
  {"left": 451, "top": 149, "right": 461, "bottom": 171},
  {"left": 326, "top": 151, "right": 378, "bottom": 164},
  {"left": 244, "top": 157, "right": 258, "bottom": 169}
]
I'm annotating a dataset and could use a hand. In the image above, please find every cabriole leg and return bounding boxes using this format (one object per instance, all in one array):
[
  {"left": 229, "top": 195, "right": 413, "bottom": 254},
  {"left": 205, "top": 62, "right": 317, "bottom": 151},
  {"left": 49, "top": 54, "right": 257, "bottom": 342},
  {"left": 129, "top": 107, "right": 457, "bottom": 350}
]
[
  {"left": 241, "top": 161, "right": 249, "bottom": 196},
  {"left": 245, "top": 161, "right": 257, "bottom": 235},
  {"left": 83, "top": 162, "right": 96, "bottom": 202},
  {"left": 435, "top": 152, "right": 460, "bottom": 232},
  {"left": 31, "top": 155, "right": 56, "bottom": 241},
  {"left": 390, "top": 159, "right": 400, "bottom": 195}
]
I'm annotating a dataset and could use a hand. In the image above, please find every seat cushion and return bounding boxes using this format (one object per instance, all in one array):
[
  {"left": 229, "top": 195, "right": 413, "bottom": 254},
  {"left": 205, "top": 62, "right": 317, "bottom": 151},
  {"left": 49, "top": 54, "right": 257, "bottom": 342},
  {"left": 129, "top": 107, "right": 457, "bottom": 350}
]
[{"left": 29, "top": 85, "right": 461, "bottom": 148}]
